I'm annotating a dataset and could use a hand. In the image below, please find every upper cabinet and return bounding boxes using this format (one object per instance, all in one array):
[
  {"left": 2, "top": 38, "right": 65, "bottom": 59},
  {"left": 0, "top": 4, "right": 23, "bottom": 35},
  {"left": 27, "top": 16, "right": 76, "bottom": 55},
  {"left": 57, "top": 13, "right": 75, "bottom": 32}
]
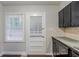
[
  {"left": 59, "top": 9, "right": 64, "bottom": 27},
  {"left": 71, "top": 2, "right": 79, "bottom": 27},
  {"left": 63, "top": 4, "right": 71, "bottom": 27},
  {"left": 59, "top": 1, "right": 79, "bottom": 28}
]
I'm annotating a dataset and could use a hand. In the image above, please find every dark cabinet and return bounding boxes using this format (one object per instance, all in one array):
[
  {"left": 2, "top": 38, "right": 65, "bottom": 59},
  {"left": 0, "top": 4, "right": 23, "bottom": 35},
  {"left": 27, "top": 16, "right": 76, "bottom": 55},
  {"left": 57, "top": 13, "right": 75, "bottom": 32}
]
[
  {"left": 59, "top": 4, "right": 71, "bottom": 27},
  {"left": 53, "top": 38, "right": 69, "bottom": 57},
  {"left": 63, "top": 4, "right": 71, "bottom": 27},
  {"left": 59, "top": 9, "right": 64, "bottom": 27},
  {"left": 71, "top": 50, "right": 79, "bottom": 57},
  {"left": 59, "top": 1, "right": 79, "bottom": 27},
  {"left": 58, "top": 41, "right": 68, "bottom": 55},
  {"left": 71, "top": 2, "right": 79, "bottom": 26},
  {"left": 53, "top": 38, "right": 59, "bottom": 56},
  {"left": 52, "top": 37, "right": 79, "bottom": 57}
]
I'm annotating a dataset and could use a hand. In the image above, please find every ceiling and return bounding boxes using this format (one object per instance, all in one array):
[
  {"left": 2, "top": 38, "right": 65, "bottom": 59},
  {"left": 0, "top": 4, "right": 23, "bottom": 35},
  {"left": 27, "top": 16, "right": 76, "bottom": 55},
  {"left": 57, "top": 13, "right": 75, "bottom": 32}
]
[{"left": 0, "top": 1, "right": 61, "bottom": 6}]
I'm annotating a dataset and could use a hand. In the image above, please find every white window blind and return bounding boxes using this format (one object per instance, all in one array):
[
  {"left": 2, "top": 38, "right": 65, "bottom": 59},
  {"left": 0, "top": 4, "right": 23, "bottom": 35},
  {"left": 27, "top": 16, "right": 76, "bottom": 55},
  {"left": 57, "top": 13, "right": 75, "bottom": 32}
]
[{"left": 5, "top": 14, "right": 24, "bottom": 42}]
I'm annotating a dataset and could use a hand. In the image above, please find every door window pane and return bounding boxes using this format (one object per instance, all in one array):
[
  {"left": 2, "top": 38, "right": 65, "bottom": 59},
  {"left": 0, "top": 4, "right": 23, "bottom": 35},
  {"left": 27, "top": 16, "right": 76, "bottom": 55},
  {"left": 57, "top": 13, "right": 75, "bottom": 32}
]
[{"left": 30, "top": 16, "right": 42, "bottom": 34}]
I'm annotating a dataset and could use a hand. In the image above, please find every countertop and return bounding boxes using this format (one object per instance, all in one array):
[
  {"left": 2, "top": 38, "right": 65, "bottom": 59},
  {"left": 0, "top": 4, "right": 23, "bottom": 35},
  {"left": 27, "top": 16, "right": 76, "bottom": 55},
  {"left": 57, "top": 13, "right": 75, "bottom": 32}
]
[{"left": 52, "top": 36, "right": 79, "bottom": 53}]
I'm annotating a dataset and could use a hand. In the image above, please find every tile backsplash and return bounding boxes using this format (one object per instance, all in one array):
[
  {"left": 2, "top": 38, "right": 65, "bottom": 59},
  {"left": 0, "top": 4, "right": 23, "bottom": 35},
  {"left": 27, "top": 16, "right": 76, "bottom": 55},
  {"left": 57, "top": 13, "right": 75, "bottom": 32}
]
[
  {"left": 64, "top": 27, "right": 79, "bottom": 40},
  {"left": 65, "top": 27, "right": 79, "bottom": 35}
]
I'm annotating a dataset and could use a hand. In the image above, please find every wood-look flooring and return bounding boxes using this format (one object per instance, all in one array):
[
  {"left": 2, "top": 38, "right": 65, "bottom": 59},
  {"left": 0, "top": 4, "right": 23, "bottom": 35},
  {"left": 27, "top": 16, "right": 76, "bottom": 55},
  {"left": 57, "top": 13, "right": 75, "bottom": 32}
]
[{"left": 1, "top": 54, "right": 52, "bottom": 57}]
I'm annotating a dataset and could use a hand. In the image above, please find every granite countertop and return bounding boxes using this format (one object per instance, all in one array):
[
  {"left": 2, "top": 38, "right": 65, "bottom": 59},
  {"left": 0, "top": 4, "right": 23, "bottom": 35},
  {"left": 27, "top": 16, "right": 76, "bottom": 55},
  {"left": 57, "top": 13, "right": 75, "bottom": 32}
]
[{"left": 53, "top": 36, "right": 79, "bottom": 52}]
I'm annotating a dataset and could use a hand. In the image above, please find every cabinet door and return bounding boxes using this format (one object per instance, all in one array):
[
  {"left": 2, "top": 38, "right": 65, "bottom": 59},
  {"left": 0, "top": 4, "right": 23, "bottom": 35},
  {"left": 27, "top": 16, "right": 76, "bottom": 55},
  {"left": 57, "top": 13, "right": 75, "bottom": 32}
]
[
  {"left": 53, "top": 39, "right": 56, "bottom": 56},
  {"left": 53, "top": 39, "right": 59, "bottom": 56},
  {"left": 56, "top": 41, "right": 60, "bottom": 55},
  {"left": 53, "top": 39, "right": 60, "bottom": 56},
  {"left": 59, "top": 9, "right": 64, "bottom": 27},
  {"left": 63, "top": 4, "right": 71, "bottom": 27},
  {"left": 71, "top": 2, "right": 79, "bottom": 26},
  {"left": 72, "top": 51, "right": 79, "bottom": 57},
  {"left": 58, "top": 42, "right": 68, "bottom": 55}
]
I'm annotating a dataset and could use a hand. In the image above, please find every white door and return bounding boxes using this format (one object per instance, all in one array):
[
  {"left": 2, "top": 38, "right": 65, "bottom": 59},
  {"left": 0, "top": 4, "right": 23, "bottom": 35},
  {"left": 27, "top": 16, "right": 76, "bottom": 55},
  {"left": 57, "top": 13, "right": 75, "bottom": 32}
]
[{"left": 26, "top": 12, "right": 46, "bottom": 54}]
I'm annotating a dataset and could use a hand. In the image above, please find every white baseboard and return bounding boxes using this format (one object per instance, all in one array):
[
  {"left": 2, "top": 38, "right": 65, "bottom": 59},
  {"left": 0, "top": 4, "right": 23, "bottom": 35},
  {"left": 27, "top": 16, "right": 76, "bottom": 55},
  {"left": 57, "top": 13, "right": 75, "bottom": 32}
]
[
  {"left": 2, "top": 52, "right": 53, "bottom": 57},
  {"left": 28, "top": 53, "right": 53, "bottom": 55},
  {"left": 3, "top": 51, "right": 27, "bottom": 56}
]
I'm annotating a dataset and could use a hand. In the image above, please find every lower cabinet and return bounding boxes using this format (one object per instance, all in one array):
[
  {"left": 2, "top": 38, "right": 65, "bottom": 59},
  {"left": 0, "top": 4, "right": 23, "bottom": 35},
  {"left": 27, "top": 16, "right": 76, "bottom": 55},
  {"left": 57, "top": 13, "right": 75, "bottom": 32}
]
[
  {"left": 52, "top": 37, "right": 79, "bottom": 57},
  {"left": 71, "top": 50, "right": 79, "bottom": 57},
  {"left": 72, "top": 51, "right": 79, "bottom": 57},
  {"left": 53, "top": 38, "right": 69, "bottom": 57}
]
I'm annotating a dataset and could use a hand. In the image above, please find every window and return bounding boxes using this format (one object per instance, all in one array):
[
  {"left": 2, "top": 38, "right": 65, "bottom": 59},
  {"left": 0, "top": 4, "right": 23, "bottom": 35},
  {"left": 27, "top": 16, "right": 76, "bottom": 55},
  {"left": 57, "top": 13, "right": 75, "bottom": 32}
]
[{"left": 5, "top": 14, "right": 24, "bottom": 42}]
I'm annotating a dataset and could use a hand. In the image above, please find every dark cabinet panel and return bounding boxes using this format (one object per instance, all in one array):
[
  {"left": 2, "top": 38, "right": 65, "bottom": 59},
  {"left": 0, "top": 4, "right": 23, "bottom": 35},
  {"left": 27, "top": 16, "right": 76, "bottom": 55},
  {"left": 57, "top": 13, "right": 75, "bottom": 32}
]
[
  {"left": 71, "top": 2, "right": 79, "bottom": 26},
  {"left": 59, "top": 9, "right": 64, "bottom": 27},
  {"left": 52, "top": 37, "right": 79, "bottom": 57},
  {"left": 53, "top": 38, "right": 59, "bottom": 56},
  {"left": 59, "top": 1, "right": 79, "bottom": 27},
  {"left": 58, "top": 41, "right": 68, "bottom": 55},
  {"left": 59, "top": 4, "right": 71, "bottom": 28},
  {"left": 71, "top": 50, "right": 79, "bottom": 57},
  {"left": 52, "top": 38, "right": 69, "bottom": 57},
  {"left": 63, "top": 4, "right": 71, "bottom": 27}
]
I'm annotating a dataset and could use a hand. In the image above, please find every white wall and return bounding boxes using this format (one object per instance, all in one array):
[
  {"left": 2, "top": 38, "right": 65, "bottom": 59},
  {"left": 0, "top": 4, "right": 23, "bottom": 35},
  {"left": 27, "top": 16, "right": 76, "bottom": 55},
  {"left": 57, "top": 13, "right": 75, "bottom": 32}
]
[
  {"left": 59, "top": 1, "right": 72, "bottom": 11},
  {"left": 3, "top": 5, "right": 60, "bottom": 54},
  {"left": 0, "top": 3, "right": 3, "bottom": 55},
  {"left": 3, "top": 1, "right": 72, "bottom": 54},
  {"left": 0, "top": 1, "right": 74, "bottom": 55}
]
